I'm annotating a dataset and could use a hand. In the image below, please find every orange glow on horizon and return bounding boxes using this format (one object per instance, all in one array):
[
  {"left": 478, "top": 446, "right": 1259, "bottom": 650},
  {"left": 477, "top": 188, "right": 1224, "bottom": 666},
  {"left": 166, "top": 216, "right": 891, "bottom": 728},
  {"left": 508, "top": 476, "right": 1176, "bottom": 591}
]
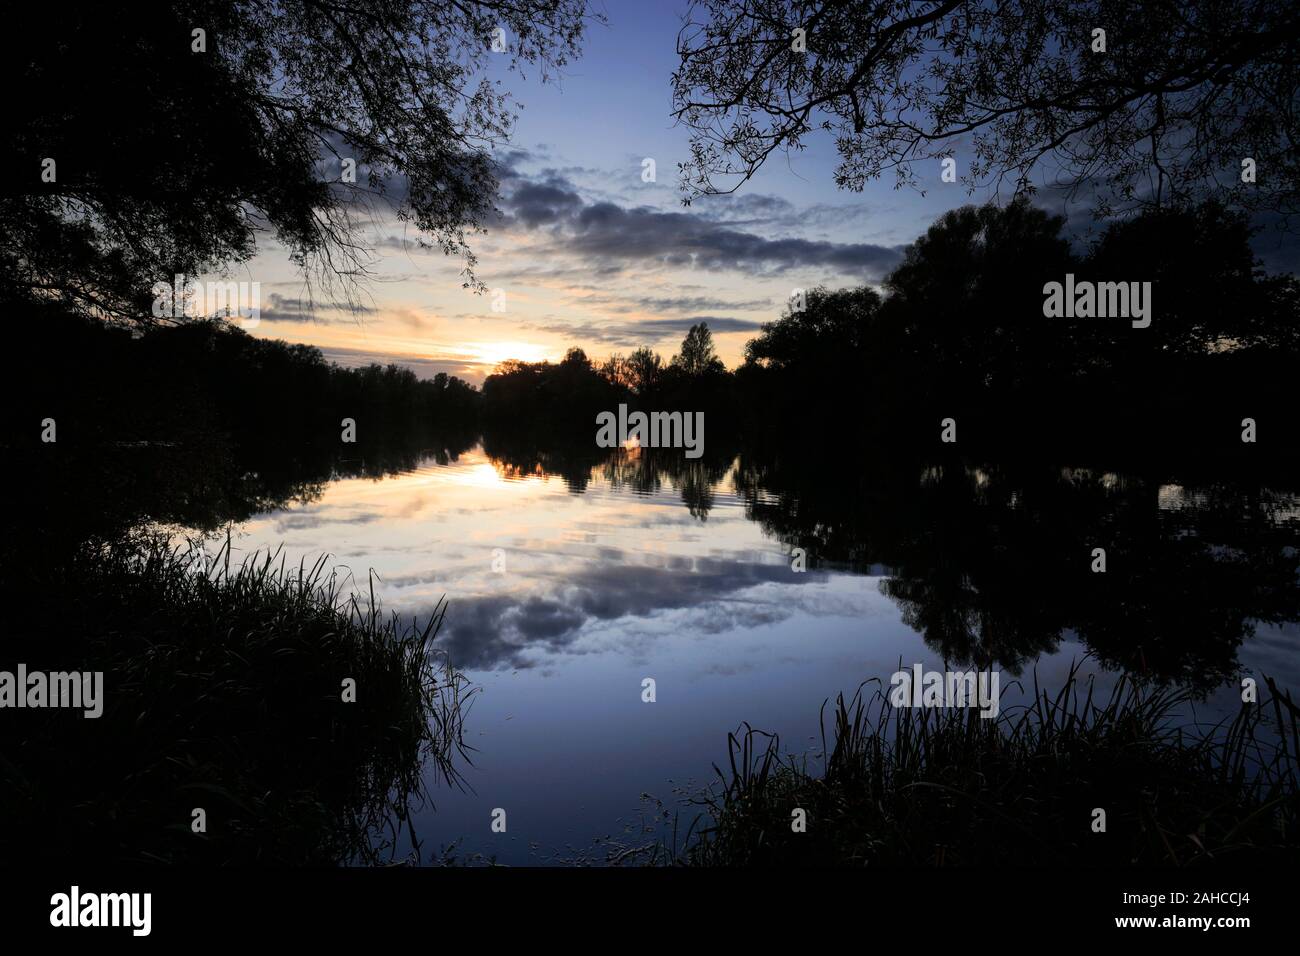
[{"left": 464, "top": 340, "right": 554, "bottom": 368}]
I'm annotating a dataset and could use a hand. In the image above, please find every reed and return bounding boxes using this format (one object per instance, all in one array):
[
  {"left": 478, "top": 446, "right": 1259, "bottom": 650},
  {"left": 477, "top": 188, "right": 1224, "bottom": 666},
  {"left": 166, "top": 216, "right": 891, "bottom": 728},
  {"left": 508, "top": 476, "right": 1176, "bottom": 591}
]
[
  {"left": 0, "top": 531, "right": 474, "bottom": 865},
  {"left": 677, "top": 661, "right": 1299, "bottom": 866}
]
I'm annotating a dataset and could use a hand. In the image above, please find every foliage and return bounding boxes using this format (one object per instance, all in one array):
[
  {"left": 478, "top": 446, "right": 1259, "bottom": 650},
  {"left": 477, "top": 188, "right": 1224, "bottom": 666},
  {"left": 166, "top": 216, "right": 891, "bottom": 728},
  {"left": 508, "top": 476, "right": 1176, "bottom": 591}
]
[
  {"left": 673, "top": 0, "right": 1300, "bottom": 220},
  {"left": 1, "top": 0, "right": 602, "bottom": 319}
]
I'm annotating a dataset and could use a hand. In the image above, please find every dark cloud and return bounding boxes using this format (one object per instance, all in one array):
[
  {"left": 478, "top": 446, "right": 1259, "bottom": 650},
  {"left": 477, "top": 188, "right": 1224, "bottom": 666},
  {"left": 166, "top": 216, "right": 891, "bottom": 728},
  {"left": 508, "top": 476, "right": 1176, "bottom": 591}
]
[
  {"left": 690, "top": 191, "right": 800, "bottom": 227},
  {"left": 258, "top": 293, "right": 377, "bottom": 323},
  {"left": 635, "top": 316, "right": 764, "bottom": 334},
  {"left": 632, "top": 294, "right": 773, "bottom": 312},
  {"left": 562, "top": 290, "right": 773, "bottom": 314},
  {"left": 526, "top": 316, "right": 764, "bottom": 347},
  {"left": 493, "top": 148, "right": 535, "bottom": 180},
  {"left": 562, "top": 201, "right": 902, "bottom": 276},
  {"left": 507, "top": 178, "right": 585, "bottom": 227},
  {"left": 496, "top": 170, "right": 903, "bottom": 279}
]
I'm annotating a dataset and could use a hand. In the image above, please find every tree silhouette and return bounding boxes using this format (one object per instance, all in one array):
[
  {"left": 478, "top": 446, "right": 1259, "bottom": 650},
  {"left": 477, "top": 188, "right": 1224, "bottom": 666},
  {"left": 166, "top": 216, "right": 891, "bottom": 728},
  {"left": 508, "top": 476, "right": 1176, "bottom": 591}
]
[
  {"left": 670, "top": 321, "right": 726, "bottom": 376},
  {"left": 734, "top": 444, "right": 1300, "bottom": 687},
  {"left": 1, "top": 1, "right": 601, "bottom": 321},
  {"left": 625, "top": 346, "right": 665, "bottom": 395},
  {"left": 673, "top": 0, "right": 1300, "bottom": 219},
  {"left": 745, "top": 286, "right": 883, "bottom": 371},
  {"left": 881, "top": 199, "right": 1077, "bottom": 399},
  {"left": 1083, "top": 201, "right": 1300, "bottom": 356},
  {"left": 731, "top": 197, "right": 1300, "bottom": 452}
]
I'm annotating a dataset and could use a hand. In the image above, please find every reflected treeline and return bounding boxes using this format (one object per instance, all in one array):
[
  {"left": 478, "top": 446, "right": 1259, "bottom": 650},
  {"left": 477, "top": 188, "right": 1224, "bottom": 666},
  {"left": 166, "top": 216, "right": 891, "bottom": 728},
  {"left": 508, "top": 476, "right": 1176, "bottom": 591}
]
[
  {"left": 734, "top": 444, "right": 1300, "bottom": 690},
  {"left": 481, "top": 431, "right": 610, "bottom": 493},
  {"left": 4, "top": 425, "right": 477, "bottom": 570},
  {"left": 10, "top": 371, "right": 1297, "bottom": 697},
  {"left": 470, "top": 436, "right": 1300, "bottom": 691},
  {"left": 483, "top": 430, "right": 737, "bottom": 518},
  {"left": 473, "top": 437, "right": 1300, "bottom": 691},
  {"left": 597, "top": 447, "right": 736, "bottom": 521},
  {"left": 2, "top": 312, "right": 479, "bottom": 565}
]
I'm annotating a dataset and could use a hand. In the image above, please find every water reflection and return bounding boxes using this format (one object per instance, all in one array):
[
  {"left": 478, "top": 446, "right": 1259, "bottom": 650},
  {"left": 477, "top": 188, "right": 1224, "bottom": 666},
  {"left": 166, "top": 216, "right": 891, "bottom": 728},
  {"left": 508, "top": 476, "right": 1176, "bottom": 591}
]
[
  {"left": 204, "top": 439, "right": 1300, "bottom": 697},
  {"left": 16, "top": 427, "right": 1298, "bottom": 693},
  {"left": 16, "top": 428, "right": 1298, "bottom": 864},
  {"left": 737, "top": 450, "right": 1300, "bottom": 687},
  {"left": 482, "top": 432, "right": 736, "bottom": 519},
  {"left": 231, "top": 442, "right": 797, "bottom": 672}
]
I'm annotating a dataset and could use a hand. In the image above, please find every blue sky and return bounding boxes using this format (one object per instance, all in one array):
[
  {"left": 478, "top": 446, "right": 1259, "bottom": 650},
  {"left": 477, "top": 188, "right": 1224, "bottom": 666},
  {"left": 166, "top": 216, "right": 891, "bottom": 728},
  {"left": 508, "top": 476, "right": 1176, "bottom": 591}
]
[
  {"left": 231, "top": 0, "right": 1296, "bottom": 384},
  {"left": 223, "top": 0, "right": 961, "bottom": 382}
]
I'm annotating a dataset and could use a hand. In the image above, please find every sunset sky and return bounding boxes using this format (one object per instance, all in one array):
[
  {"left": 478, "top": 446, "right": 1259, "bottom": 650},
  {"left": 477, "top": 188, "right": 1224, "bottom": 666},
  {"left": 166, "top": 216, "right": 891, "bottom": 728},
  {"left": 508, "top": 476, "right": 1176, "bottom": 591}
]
[
  {"left": 204, "top": 0, "right": 957, "bottom": 384},
  {"left": 221, "top": 0, "right": 1296, "bottom": 385}
]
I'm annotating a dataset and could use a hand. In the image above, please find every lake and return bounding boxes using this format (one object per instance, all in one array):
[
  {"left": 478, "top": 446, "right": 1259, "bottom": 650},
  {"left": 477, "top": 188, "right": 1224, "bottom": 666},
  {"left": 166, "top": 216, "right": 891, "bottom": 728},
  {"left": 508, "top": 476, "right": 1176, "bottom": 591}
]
[{"left": 219, "top": 441, "right": 1300, "bottom": 865}]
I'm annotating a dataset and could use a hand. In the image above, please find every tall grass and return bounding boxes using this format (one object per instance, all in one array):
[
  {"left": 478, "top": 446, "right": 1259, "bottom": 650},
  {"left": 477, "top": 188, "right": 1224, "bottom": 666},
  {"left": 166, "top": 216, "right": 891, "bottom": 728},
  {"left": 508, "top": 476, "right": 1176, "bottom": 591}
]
[
  {"left": 0, "top": 531, "right": 474, "bottom": 865},
  {"left": 677, "top": 662, "right": 1299, "bottom": 866}
]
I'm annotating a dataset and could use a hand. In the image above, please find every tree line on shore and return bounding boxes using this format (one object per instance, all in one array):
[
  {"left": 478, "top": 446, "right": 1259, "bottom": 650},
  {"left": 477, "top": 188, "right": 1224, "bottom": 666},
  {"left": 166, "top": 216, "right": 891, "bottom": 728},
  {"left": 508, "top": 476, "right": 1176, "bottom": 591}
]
[
  {"left": 482, "top": 199, "right": 1300, "bottom": 458},
  {"left": 7, "top": 198, "right": 1299, "bottom": 465}
]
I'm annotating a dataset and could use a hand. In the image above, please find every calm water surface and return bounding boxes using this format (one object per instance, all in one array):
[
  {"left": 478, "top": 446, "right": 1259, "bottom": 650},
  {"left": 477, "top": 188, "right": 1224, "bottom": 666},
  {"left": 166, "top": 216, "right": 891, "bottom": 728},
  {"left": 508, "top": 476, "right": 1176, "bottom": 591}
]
[{"left": 224, "top": 443, "right": 1300, "bottom": 864}]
